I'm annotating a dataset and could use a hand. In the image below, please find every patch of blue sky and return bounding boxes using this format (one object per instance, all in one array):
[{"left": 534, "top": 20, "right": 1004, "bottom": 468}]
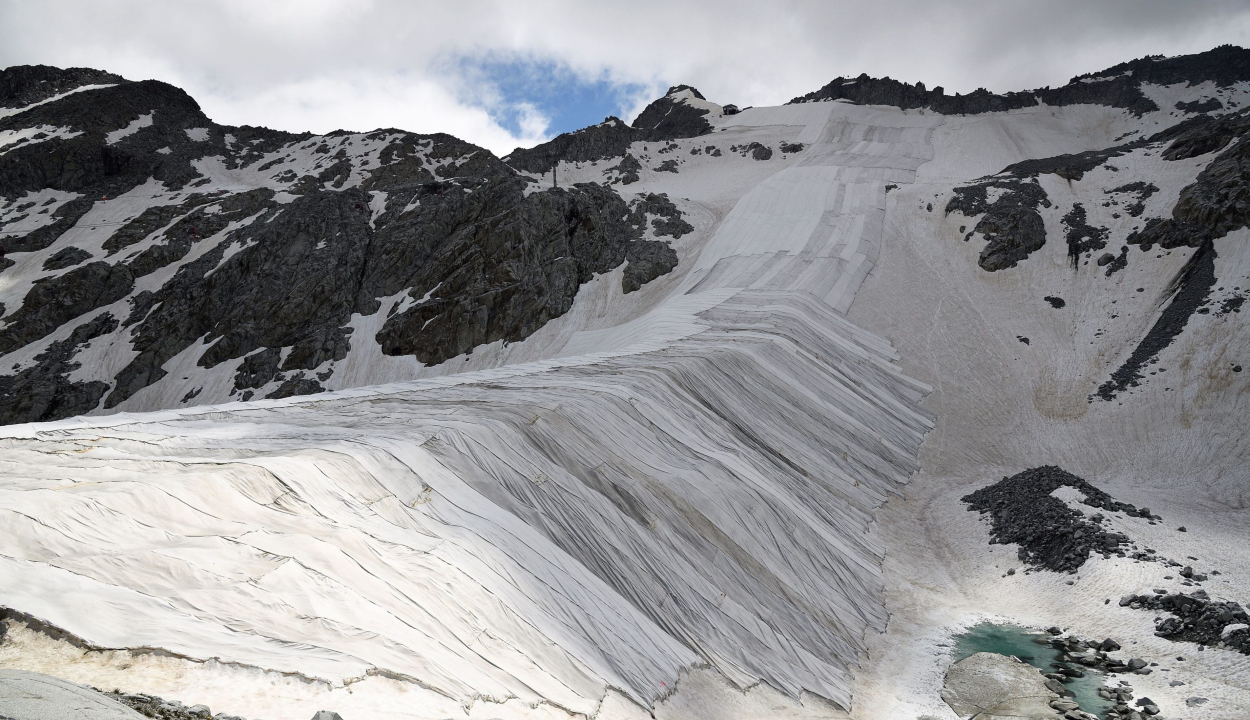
[{"left": 450, "top": 54, "right": 655, "bottom": 140}]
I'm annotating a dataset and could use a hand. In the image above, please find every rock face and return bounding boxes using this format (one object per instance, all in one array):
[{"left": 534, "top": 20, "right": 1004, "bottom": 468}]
[
  {"left": 941, "top": 652, "right": 1064, "bottom": 719},
  {"left": 0, "top": 66, "right": 687, "bottom": 424}
]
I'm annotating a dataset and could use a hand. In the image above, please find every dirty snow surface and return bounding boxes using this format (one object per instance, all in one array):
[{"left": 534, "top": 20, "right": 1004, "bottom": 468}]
[{"left": 2, "top": 56, "right": 1250, "bottom": 720}]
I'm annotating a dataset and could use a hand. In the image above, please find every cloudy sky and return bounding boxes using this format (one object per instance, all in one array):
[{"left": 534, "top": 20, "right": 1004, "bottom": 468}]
[{"left": 3, "top": 1, "right": 1250, "bottom": 155}]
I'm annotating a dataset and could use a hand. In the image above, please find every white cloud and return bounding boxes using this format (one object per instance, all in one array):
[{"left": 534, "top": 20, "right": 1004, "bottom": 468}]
[
  {"left": 2, "top": 0, "right": 1249, "bottom": 156},
  {"left": 513, "top": 102, "right": 552, "bottom": 140}
]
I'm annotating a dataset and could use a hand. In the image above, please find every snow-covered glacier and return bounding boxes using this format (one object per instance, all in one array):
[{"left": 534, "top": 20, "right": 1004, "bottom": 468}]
[
  {"left": 3, "top": 48, "right": 1250, "bottom": 719},
  {"left": 0, "top": 92, "right": 940, "bottom": 718}
]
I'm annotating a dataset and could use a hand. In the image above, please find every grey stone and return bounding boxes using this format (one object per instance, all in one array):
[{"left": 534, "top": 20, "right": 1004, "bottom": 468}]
[
  {"left": 941, "top": 652, "right": 1063, "bottom": 719},
  {"left": 0, "top": 669, "right": 145, "bottom": 720}
]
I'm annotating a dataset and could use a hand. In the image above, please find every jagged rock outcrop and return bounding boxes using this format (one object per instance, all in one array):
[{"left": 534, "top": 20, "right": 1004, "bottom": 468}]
[
  {"left": 946, "top": 178, "right": 1052, "bottom": 271},
  {"left": 504, "top": 86, "right": 718, "bottom": 174}
]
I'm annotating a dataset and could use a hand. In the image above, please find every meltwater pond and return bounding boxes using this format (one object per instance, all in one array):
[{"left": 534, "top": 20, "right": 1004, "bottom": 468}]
[{"left": 954, "top": 623, "right": 1113, "bottom": 718}]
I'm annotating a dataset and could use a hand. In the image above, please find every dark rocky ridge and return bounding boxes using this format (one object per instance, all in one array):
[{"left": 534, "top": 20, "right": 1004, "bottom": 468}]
[
  {"left": 789, "top": 45, "right": 1250, "bottom": 116},
  {"left": 504, "top": 86, "right": 717, "bottom": 175},
  {"left": 963, "top": 465, "right": 1160, "bottom": 573},
  {"left": 0, "top": 65, "right": 125, "bottom": 108},
  {"left": 0, "top": 67, "right": 688, "bottom": 424},
  {"left": 1122, "top": 590, "right": 1250, "bottom": 654},
  {"left": 1093, "top": 242, "right": 1219, "bottom": 401}
]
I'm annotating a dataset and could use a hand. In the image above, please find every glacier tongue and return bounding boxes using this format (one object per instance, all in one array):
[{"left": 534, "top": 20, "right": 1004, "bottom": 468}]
[{"left": 0, "top": 101, "right": 937, "bottom": 713}]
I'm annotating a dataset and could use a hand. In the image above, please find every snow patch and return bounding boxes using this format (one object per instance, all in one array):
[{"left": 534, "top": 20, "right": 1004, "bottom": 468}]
[{"left": 105, "top": 113, "right": 152, "bottom": 145}]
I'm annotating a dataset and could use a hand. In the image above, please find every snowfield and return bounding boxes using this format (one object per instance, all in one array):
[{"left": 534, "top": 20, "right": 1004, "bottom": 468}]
[{"left": 1, "top": 69, "right": 1249, "bottom": 720}]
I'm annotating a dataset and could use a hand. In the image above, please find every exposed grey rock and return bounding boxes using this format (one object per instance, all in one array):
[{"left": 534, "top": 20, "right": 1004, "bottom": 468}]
[
  {"left": 605, "top": 153, "right": 641, "bottom": 185},
  {"left": 622, "top": 239, "right": 677, "bottom": 294},
  {"left": 1123, "top": 590, "right": 1250, "bottom": 653},
  {"left": 942, "top": 652, "right": 1064, "bottom": 719},
  {"left": 1131, "top": 122, "right": 1250, "bottom": 250},
  {"left": 730, "top": 142, "right": 773, "bottom": 161},
  {"left": 1062, "top": 203, "right": 1109, "bottom": 263},
  {"left": 1177, "top": 98, "right": 1223, "bottom": 113},
  {"left": 631, "top": 85, "right": 715, "bottom": 139},
  {"left": 503, "top": 117, "right": 642, "bottom": 175},
  {"left": 1157, "top": 108, "right": 1250, "bottom": 161},
  {"left": 105, "top": 689, "right": 244, "bottom": 720},
  {"left": 232, "top": 347, "right": 282, "bottom": 391},
  {"left": 311, "top": 712, "right": 344, "bottom": 720},
  {"left": 372, "top": 181, "right": 659, "bottom": 365},
  {"left": 946, "top": 179, "right": 1051, "bottom": 272},
  {"left": 630, "top": 192, "right": 693, "bottom": 240},
  {"left": 266, "top": 372, "right": 325, "bottom": 399},
  {"left": 40, "top": 246, "right": 91, "bottom": 271},
  {"left": 0, "top": 669, "right": 145, "bottom": 720},
  {"left": 1105, "top": 181, "right": 1158, "bottom": 217}
]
